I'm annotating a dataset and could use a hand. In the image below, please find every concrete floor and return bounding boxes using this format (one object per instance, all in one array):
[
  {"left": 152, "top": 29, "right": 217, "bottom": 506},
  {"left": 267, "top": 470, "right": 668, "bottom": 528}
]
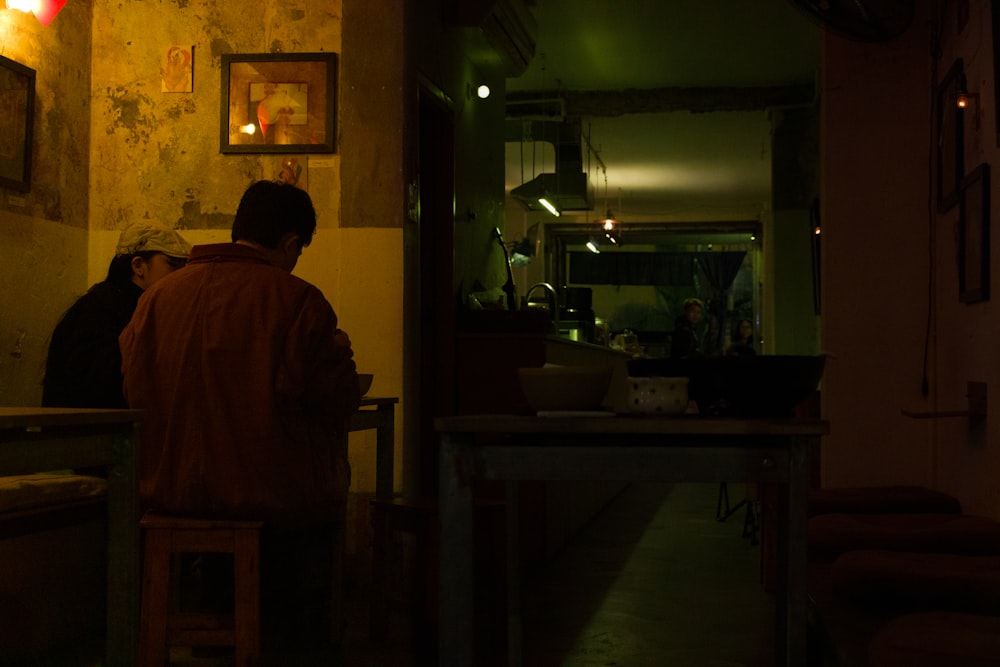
[
  {"left": 342, "top": 482, "right": 776, "bottom": 666},
  {"left": 35, "top": 482, "right": 773, "bottom": 666}
]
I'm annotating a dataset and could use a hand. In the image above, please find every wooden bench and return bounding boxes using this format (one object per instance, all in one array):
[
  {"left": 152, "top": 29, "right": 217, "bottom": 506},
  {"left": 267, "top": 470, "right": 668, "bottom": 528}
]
[{"left": 0, "top": 472, "right": 108, "bottom": 539}]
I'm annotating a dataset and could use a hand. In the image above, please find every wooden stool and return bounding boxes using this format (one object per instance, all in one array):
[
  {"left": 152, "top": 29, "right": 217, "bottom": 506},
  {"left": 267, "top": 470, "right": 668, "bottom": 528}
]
[{"left": 139, "top": 511, "right": 262, "bottom": 667}]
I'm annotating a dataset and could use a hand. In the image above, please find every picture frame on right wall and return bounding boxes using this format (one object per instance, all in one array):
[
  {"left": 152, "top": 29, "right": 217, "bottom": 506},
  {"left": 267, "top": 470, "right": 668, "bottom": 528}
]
[
  {"left": 993, "top": 2, "right": 1000, "bottom": 146},
  {"left": 959, "top": 162, "right": 990, "bottom": 304},
  {"left": 937, "top": 58, "right": 965, "bottom": 212}
]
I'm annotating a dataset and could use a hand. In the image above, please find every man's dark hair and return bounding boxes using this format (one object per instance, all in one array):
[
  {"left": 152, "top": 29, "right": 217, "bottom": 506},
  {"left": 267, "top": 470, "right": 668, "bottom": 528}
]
[{"left": 232, "top": 180, "right": 317, "bottom": 249}]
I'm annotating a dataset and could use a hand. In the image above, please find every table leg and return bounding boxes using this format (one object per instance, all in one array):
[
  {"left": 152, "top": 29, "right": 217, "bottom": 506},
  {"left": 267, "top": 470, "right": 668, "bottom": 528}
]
[
  {"left": 375, "top": 404, "right": 395, "bottom": 501},
  {"left": 369, "top": 502, "right": 391, "bottom": 639},
  {"left": 106, "top": 429, "right": 140, "bottom": 667},
  {"left": 775, "top": 435, "right": 811, "bottom": 666},
  {"left": 505, "top": 481, "right": 522, "bottom": 667},
  {"left": 439, "top": 433, "right": 474, "bottom": 666},
  {"left": 786, "top": 436, "right": 811, "bottom": 665},
  {"left": 370, "top": 404, "right": 395, "bottom": 639}
]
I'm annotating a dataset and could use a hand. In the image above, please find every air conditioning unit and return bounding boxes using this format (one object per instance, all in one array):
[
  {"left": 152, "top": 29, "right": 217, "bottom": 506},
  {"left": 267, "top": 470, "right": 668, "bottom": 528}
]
[{"left": 445, "top": 0, "right": 537, "bottom": 77}]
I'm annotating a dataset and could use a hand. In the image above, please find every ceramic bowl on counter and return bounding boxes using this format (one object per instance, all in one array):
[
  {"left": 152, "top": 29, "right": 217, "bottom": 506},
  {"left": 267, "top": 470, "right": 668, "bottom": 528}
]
[
  {"left": 518, "top": 364, "right": 613, "bottom": 412},
  {"left": 626, "top": 376, "right": 689, "bottom": 415},
  {"left": 358, "top": 373, "right": 373, "bottom": 396}
]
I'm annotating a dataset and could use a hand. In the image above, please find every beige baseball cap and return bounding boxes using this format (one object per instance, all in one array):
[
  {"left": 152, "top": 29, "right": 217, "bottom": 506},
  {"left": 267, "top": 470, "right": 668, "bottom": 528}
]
[{"left": 115, "top": 223, "right": 191, "bottom": 259}]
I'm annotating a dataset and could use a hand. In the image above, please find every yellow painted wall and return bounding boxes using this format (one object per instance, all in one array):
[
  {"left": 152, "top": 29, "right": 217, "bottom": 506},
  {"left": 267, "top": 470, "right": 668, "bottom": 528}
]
[
  {"left": 1, "top": 0, "right": 409, "bottom": 586},
  {"left": 83, "top": 0, "right": 407, "bottom": 503},
  {"left": 0, "top": 3, "right": 93, "bottom": 406}
]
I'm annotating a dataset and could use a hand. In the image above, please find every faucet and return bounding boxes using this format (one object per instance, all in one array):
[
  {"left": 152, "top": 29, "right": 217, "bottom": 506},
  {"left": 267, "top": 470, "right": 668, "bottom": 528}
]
[{"left": 524, "top": 282, "right": 560, "bottom": 333}]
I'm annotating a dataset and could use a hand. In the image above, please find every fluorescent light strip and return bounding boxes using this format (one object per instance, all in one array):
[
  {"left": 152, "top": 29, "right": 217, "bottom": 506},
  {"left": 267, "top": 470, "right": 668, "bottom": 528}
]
[{"left": 538, "top": 197, "right": 561, "bottom": 217}]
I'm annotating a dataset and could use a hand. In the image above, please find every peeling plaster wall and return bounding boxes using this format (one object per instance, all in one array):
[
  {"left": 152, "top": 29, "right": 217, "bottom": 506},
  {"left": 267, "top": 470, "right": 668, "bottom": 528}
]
[
  {"left": 0, "top": 4, "right": 93, "bottom": 406},
  {"left": 89, "top": 0, "right": 343, "bottom": 234}
]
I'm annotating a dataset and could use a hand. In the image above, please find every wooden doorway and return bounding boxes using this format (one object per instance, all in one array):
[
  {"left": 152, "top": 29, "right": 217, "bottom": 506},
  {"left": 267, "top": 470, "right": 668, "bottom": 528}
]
[{"left": 403, "top": 83, "right": 455, "bottom": 499}]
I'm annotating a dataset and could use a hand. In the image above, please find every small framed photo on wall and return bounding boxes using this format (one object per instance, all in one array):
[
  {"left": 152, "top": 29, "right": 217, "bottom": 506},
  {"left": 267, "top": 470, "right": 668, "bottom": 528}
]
[{"left": 958, "top": 163, "right": 990, "bottom": 304}]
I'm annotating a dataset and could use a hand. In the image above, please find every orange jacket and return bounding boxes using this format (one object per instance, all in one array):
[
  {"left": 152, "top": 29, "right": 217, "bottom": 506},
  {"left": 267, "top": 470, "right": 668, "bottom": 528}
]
[{"left": 121, "top": 243, "right": 360, "bottom": 527}]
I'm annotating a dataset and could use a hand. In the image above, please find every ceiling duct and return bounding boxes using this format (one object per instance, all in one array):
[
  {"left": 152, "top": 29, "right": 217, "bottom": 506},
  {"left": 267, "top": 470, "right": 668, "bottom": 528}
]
[
  {"left": 445, "top": 0, "right": 537, "bottom": 77},
  {"left": 506, "top": 118, "right": 592, "bottom": 212}
]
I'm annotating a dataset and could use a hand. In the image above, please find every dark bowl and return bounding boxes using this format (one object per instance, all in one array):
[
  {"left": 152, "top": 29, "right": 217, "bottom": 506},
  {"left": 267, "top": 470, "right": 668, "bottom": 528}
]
[{"left": 626, "top": 355, "right": 826, "bottom": 418}]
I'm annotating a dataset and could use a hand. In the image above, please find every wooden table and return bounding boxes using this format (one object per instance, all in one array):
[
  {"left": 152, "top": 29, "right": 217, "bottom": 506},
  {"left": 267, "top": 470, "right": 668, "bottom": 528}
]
[
  {"left": 0, "top": 407, "right": 144, "bottom": 667},
  {"left": 436, "top": 414, "right": 828, "bottom": 667},
  {"left": 349, "top": 396, "right": 399, "bottom": 502}
]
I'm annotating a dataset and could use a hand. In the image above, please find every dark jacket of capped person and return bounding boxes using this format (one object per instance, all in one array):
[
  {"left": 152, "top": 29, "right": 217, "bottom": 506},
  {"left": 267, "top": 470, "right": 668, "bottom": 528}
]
[{"left": 42, "top": 280, "right": 144, "bottom": 408}]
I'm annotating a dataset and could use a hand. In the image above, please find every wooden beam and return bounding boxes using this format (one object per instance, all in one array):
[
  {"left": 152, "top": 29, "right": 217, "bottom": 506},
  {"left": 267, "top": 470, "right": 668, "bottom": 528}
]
[{"left": 507, "top": 84, "right": 815, "bottom": 116}]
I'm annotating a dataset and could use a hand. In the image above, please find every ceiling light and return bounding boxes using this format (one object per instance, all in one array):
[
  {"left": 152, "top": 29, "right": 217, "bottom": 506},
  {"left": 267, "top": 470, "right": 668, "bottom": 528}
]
[
  {"left": 477, "top": 84, "right": 491, "bottom": 99},
  {"left": 586, "top": 238, "right": 600, "bottom": 254},
  {"left": 600, "top": 209, "right": 617, "bottom": 231},
  {"left": 7, "top": 0, "right": 66, "bottom": 24},
  {"left": 538, "top": 197, "right": 561, "bottom": 217}
]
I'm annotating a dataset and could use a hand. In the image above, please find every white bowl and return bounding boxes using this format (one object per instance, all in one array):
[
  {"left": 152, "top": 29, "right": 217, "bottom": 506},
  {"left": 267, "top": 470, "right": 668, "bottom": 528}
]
[
  {"left": 626, "top": 376, "right": 689, "bottom": 415},
  {"left": 518, "top": 365, "right": 613, "bottom": 412}
]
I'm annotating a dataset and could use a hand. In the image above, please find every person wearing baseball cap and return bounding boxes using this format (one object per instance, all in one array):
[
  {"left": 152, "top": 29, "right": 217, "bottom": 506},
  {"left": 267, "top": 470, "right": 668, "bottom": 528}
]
[{"left": 42, "top": 222, "right": 191, "bottom": 409}]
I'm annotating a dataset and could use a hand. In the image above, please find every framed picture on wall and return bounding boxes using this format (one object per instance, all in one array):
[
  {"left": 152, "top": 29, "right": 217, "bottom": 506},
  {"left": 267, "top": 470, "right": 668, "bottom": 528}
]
[
  {"left": 958, "top": 163, "right": 990, "bottom": 304},
  {"left": 937, "top": 58, "right": 965, "bottom": 212},
  {"left": 993, "top": 3, "right": 1000, "bottom": 146},
  {"left": 220, "top": 53, "right": 337, "bottom": 154},
  {"left": 0, "top": 55, "right": 35, "bottom": 192}
]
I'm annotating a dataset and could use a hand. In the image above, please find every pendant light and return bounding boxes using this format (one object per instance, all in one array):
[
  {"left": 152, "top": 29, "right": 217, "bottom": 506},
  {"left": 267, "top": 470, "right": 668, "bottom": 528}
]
[
  {"left": 597, "top": 173, "right": 621, "bottom": 246},
  {"left": 597, "top": 169, "right": 616, "bottom": 233}
]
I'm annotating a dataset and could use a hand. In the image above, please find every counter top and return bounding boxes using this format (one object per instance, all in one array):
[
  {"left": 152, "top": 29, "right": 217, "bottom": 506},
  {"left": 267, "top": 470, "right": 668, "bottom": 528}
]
[{"left": 436, "top": 413, "right": 829, "bottom": 436}]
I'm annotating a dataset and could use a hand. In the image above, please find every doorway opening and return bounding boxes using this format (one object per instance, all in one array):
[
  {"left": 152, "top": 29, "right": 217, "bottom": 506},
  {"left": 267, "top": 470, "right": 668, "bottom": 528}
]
[{"left": 545, "top": 222, "right": 761, "bottom": 357}]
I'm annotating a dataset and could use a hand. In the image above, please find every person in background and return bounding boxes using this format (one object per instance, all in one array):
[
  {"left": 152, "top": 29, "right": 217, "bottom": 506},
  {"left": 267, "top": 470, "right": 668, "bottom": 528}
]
[
  {"left": 670, "top": 297, "right": 704, "bottom": 359},
  {"left": 727, "top": 318, "right": 757, "bottom": 357},
  {"left": 42, "top": 223, "right": 191, "bottom": 408},
  {"left": 120, "top": 180, "right": 361, "bottom": 655}
]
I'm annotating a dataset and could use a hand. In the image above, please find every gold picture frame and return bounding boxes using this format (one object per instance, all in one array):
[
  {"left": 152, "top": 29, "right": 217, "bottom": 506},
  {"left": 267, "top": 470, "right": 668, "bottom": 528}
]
[
  {"left": 220, "top": 53, "right": 337, "bottom": 154},
  {"left": 0, "top": 55, "right": 35, "bottom": 192}
]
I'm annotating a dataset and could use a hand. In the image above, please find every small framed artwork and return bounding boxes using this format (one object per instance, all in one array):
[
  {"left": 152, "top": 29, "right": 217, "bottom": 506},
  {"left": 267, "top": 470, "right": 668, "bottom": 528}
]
[
  {"left": 993, "top": 2, "right": 1000, "bottom": 146},
  {"left": 0, "top": 55, "right": 35, "bottom": 192},
  {"left": 220, "top": 53, "right": 337, "bottom": 154},
  {"left": 162, "top": 45, "right": 193, "bottom": 93},
  {"left": 958, "top": 163, "right": 990, "bottom": 303},
  {"left": 937, "top": 58, "right": 965, "bottom": 212}
]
